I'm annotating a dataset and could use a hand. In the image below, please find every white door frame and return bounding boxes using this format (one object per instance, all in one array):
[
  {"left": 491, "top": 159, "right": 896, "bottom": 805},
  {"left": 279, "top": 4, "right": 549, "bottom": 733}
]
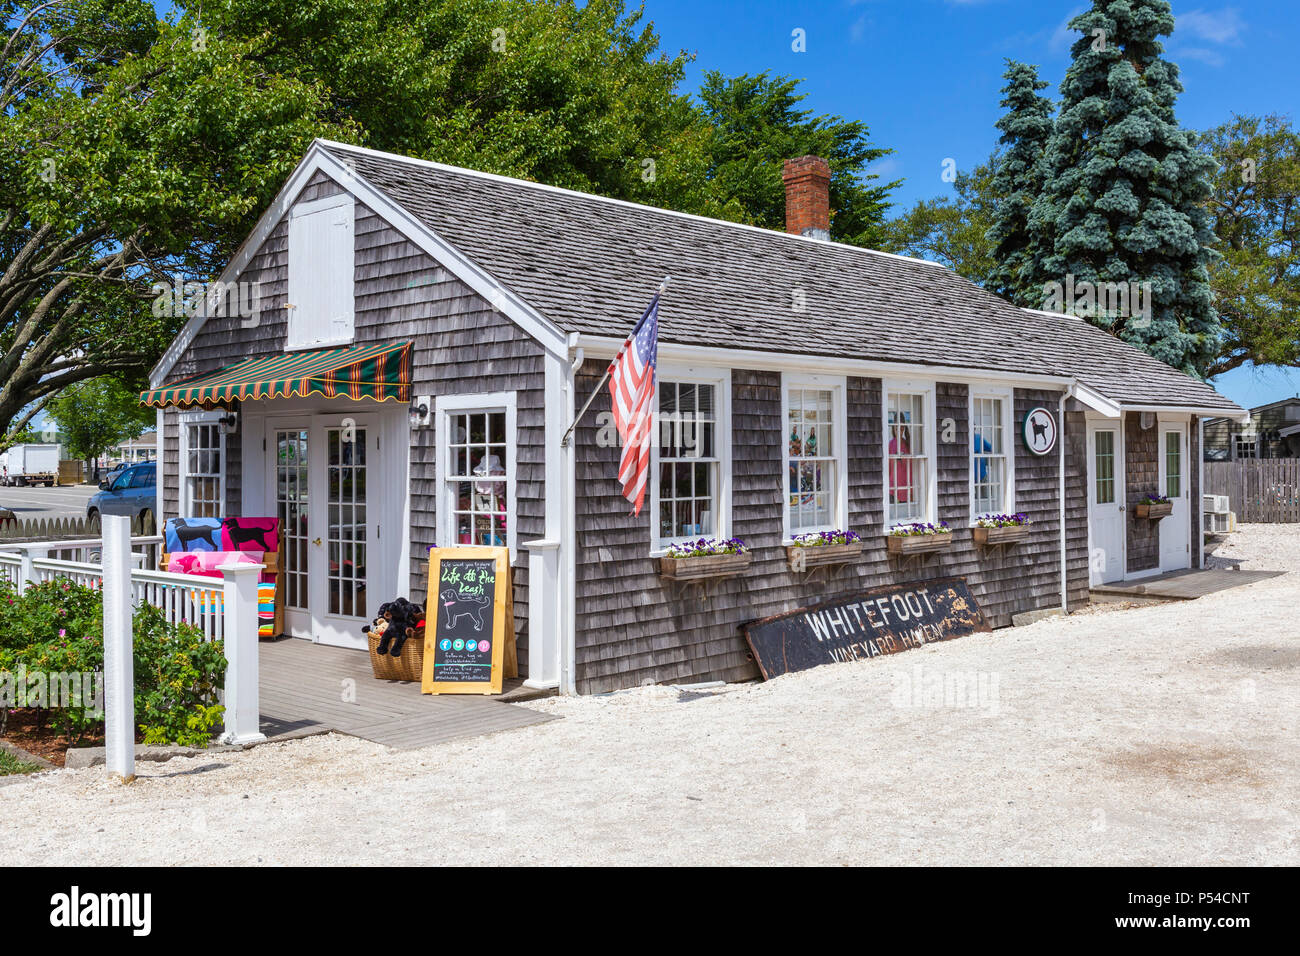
[
  {"left": 1157, "top": 418, "right": 1192, "bottom": 572},
  {"left": 1086, "top": 418, "right": 1127, "bottom": 585},
  {"left": 310, "top": 414, "right": 379, "bottom": 649},
  {"left": 251, "top": 399, "right": 409, "bottom": 648}
]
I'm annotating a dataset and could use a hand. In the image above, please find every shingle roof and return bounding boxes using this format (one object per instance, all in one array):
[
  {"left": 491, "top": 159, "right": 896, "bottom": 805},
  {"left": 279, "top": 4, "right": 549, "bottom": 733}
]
[{"left": 321, "top": 141, "right": 1243, "bottom": 415}]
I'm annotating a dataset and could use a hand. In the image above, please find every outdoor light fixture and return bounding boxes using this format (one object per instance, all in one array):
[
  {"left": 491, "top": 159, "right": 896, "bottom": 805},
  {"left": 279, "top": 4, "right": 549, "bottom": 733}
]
[
  {"left": 409, "top": 396, "right": 431, "bottom": 428},
  {"left": 219, "top": 410, "right": 239, "bottom": 436},
  {"left": 1140, "top": 411, "right": 1156, "bottom": 430}
]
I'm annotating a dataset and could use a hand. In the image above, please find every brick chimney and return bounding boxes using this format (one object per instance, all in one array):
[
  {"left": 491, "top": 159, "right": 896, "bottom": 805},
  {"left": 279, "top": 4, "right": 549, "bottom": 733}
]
[{"left": 782, "top": 155, "right": 831, "bottom": 240}]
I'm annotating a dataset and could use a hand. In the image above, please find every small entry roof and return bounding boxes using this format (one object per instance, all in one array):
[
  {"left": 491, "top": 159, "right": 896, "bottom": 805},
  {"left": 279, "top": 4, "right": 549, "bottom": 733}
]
[{"left": 141, "top": 341, "right": 412, "bottom": 407}]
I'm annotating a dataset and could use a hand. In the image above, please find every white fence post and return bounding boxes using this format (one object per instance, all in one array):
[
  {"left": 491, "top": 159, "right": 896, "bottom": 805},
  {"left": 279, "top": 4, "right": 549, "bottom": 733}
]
[
  {"left": 102, "top": 516, "right": 135, "bottom": 781},
  {"left": 218, "top": 562, "right": 266, "bottom": 746}
]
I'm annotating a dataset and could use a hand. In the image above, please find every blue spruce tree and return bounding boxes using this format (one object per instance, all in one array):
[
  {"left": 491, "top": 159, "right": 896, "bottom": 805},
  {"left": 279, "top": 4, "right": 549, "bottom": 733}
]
[
  {"left": 987, "top": 60, "right": 1054, "bottom": 305},
  {"left": 1028, "top": 0, "right": 1220, "bottom": 375}
]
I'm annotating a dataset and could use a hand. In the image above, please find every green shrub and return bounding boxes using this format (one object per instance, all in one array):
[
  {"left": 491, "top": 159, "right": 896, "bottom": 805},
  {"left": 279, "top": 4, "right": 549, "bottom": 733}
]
[
  {"left": 0, "top": 579, "right": 102, "bottom": 651},
  {"left": 1, "top": 581, "right": 226, "bottom": 747}
]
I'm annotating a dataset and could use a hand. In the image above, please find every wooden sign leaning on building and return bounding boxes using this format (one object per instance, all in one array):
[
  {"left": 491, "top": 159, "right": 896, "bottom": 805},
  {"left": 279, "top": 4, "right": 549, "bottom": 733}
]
[{"left": 422, "top": 546, "right": 517, "bottom": 695}]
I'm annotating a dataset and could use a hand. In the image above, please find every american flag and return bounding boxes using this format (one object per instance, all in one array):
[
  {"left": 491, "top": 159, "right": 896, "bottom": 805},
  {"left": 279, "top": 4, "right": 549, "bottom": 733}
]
[{"left": 608, "top": 290, "right": 661, "bottom": 515}]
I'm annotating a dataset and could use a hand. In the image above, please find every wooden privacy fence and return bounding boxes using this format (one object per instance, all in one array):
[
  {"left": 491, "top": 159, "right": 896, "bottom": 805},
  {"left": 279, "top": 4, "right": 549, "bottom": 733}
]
[{"left": 1205, "top": 460, "right": 1300, "bottom": 523}]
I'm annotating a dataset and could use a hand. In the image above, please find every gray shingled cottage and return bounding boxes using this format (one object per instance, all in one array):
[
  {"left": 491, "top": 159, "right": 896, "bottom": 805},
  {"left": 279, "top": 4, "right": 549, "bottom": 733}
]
[{"left": 143, "top": 141, "right": 1247, "bottom": 695}]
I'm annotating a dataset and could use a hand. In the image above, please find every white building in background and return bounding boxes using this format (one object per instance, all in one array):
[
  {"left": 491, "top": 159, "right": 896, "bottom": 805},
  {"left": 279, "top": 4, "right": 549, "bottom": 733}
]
[{"left": 110, "top": 432, "right": 158, "bottom": 463}]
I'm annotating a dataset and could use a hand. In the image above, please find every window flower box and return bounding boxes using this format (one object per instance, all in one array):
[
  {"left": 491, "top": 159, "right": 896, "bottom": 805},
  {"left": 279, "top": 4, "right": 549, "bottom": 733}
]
[
  {"left": 973, "top": 525, "right": 1029, "bottom": 545},
  {"left": 658, "top": 538, "right": 751, "bottom": 581},
  {"left": 972, "top": 512, "right": 1031, "bottom": 546},
  {"left": 787, "top": 530, "right": 862, "bottom": 570},
  {"left": 886, "top": 522, "right": 952, "bottom": 556},
  {"left": 1135, "top": 495, "right": 1172, "bottom": 520}
]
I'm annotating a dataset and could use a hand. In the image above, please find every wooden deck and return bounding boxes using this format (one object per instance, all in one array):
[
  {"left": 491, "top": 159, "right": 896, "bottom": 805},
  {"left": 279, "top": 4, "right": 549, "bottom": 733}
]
[
  {"left": 258, "top": 639, "right": 558, "bottom": 750},
  {"left": 1089, "top": 568, "right": 1284, "bottom": 602}
]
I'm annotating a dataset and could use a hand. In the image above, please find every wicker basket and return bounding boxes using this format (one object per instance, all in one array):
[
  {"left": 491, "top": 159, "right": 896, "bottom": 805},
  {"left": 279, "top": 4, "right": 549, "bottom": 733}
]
[{"left": 367, "top": 626, "right": 426, "bottom": 682}]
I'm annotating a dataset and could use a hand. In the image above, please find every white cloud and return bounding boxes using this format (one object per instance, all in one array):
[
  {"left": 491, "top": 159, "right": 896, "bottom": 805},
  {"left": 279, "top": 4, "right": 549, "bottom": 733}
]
[{"left": 1176, "top": 7, "right": 1245, "bottom": 45}]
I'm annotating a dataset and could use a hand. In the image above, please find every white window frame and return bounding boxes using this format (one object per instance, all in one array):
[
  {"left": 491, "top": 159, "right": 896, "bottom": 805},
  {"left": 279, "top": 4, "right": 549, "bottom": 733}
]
[
  {"left": 781, "top": 373, "right": 848, "bottom": 543},
  {"left": 968, "top": 386, "right": 1016, "bottom": 523},
  {"left": 435, "top": 391, "right": 519, "bottom": 561},
  {"left": 179, "top": 409, "right": 225, "bottom": 518},
  {"left": 649, "top": 367, "right": 732, "bottom": 556},
  {"left": 882, "top": 379, "right": 938, "bottom": 531},
  {"left": 286, "top": 193, "right": 355, "bottom": 351}
]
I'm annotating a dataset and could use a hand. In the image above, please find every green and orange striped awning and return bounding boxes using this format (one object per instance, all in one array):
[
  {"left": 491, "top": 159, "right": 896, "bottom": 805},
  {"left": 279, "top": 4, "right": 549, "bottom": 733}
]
[{"left": 141, "top": 342, "right": 413, "bottom": 407}]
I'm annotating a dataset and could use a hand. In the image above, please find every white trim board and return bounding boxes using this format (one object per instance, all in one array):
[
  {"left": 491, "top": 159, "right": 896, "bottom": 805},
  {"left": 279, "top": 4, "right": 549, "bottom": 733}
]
[{"left": 150, "top": 143, "right": 569, "bottom": 387}]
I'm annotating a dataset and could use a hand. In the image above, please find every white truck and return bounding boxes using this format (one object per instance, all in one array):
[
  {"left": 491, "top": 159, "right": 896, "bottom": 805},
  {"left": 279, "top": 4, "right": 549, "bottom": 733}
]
[{"left": 0, "top": 443, "right": 60, "bottom": 486}]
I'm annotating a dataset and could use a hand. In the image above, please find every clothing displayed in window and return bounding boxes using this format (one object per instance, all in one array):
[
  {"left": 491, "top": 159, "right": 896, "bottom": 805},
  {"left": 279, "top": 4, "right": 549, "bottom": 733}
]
[{"left": 889, "top": 432, "right": 912, "bottom": 502}]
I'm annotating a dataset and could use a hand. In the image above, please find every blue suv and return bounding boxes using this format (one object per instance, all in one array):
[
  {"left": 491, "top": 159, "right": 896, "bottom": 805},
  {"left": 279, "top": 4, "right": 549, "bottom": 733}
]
[{"left": 87, "top": 461, "right": 157, "bottom": 530}]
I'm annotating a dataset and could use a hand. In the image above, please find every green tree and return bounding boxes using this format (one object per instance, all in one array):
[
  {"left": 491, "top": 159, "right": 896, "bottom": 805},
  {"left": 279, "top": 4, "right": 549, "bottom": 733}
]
[
  {"left": 695, "top": 70, "right": 899, "bottom": 246},
  {"left": 1198, "top": 114, "right": 1300, "bottom": 377},
  {"left": 2, "top": 0, "right": 902, "bottom": 447},
  {"left": 985, "top": 61, "right": 1054, "bottom": 305},
  {"left": 46, "top": 377, "right": 155, "bottom": 477},
  {"left": 1028, "top": 0, "right": 1220, "bottom": 375},
  {"left": 879, "top": 158, "right": 1000, "bottom": 284},
  {"left": 1, "top": 1, "right": 332, "bottom": 445}
]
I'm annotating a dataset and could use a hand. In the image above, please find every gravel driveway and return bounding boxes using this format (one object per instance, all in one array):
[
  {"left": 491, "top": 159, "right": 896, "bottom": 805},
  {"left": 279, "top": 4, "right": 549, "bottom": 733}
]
[{"left": 3, "top": 524, "right": 1297, "bottom": 866}]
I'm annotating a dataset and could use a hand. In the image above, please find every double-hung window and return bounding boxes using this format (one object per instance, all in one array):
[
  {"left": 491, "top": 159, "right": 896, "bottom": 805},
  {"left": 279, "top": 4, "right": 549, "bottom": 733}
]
[
  {"left": 437, "top": 392, "right": 517, "bottom": 558},
  {"left": 783, "top": 377, "right": 846, "bottom": 538},
  {"left": 651, "top": 372, "right": 730, "bottom": 551},
  {"left": 884, "top": 384, "right": 934, "bottom": 527},
  {"left": 180, "top": 411, "right": 225, "bottom": 517},
  {"left": 970, "top": 390, "right": 1015, "bottom": 518}
]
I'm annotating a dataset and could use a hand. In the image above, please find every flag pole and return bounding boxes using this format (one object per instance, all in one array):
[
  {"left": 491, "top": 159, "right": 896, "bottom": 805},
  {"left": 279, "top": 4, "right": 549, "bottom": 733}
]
[{"left": 559, "top": 276, "right": 669, "bottom": 448}]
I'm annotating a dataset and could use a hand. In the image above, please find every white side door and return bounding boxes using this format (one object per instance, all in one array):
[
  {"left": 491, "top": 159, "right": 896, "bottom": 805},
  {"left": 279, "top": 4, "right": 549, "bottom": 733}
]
[
  {"left": 1158, "top": 422, "right": 1191, "bottom": 571},
  {"left": 1087, "top": 423, "right": 1126, "bottom": 585}
]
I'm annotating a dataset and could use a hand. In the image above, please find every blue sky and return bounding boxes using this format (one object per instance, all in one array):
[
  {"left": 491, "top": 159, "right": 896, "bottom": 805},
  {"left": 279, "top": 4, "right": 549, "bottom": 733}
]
[{"left": 640, "top": 0, "right": 1298, "bottom": 408}]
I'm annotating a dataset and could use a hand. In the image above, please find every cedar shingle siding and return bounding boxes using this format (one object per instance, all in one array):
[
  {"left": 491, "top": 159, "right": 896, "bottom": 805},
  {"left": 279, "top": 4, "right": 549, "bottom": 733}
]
[
  {"left": 160, "top": 171, "right": 543, "bottom": 675},
  {"left": 572, "top": 361, "right": 1091, "bottom": 695}
]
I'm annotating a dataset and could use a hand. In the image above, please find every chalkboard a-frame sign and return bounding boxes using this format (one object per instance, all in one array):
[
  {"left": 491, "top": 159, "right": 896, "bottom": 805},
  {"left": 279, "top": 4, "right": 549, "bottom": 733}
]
[{"left": 422, "top": 546, "right": 513, "bottom": 695}]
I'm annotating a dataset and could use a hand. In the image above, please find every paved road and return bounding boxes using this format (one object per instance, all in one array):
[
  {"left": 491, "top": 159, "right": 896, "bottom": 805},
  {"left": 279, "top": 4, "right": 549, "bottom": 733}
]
[{"left": 0, "top": 484, "right": 98, "bottom": 521}]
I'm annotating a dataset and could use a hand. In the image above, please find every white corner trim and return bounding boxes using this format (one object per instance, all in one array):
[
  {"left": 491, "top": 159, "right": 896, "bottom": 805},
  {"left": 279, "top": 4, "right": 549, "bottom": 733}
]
[{"left": 150, "top": 141, "right": 570, "bottom": 388}]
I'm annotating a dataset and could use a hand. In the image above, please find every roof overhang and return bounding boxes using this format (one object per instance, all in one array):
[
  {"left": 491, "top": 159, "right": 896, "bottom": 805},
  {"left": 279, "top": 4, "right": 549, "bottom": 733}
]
[
  {"left": 572, "top": 333, "right": 1079, "bottom": 389},
  {"left": 1113, "top": 403, "right": 1250, "bottom": 424},
  {"left": 1280, "top": 422, "right": 1300, "bottom": 438},
  {"left": 1066, "top": 382, "right": 1122, "bottom": 418}
]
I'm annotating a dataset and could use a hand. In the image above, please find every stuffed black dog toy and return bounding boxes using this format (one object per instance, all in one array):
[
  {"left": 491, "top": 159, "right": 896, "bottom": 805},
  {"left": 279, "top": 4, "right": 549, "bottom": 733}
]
[{"left": 362, "top": 597, "right": 426, "bottom": 657}]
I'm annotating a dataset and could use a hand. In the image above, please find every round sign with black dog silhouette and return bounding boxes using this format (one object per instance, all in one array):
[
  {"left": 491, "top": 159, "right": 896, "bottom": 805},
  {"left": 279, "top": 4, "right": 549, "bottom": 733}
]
[{"left": 1023, "top": 407, "right": 1058, "bottom": 455}]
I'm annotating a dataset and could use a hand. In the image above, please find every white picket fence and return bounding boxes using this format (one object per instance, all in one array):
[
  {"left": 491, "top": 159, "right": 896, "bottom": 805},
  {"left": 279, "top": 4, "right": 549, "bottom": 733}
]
[
  {"left": 0, "top": 520, "right": 264, "bottom": 755},
  {"left": 0, "top": 537, "right": 224, "bottom": 641}
]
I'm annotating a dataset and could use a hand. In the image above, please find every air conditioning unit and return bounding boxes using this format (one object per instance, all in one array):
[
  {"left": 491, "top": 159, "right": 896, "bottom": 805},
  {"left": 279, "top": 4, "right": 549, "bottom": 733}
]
[
  {"left": 1202, "top": 494, "right": 1231, "bottom": 514},
  {"left": 1204, "top": 512, "right": 1233, "bottom": 534}
]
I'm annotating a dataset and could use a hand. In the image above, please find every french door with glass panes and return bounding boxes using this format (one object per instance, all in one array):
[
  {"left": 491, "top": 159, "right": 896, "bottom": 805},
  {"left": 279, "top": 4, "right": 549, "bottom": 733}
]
[{"left": 269, "top": 414, "right": 378, "bottom": 649}]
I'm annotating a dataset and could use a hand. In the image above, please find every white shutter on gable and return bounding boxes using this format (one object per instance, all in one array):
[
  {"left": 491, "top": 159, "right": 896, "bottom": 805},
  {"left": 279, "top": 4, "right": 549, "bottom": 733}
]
[{"left": 287, "top": 195, "right": 355, "bottom": 349}]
